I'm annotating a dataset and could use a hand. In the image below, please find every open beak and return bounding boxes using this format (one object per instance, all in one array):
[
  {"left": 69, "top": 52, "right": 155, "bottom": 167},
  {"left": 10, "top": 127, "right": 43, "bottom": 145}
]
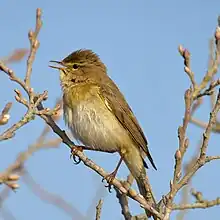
[{"left": 49, "top": 60, "right": 65, "bottom": 70}]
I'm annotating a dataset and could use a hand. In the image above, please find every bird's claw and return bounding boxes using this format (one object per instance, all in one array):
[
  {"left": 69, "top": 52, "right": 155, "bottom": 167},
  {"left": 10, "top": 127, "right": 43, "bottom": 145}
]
[
  {"left": 102, "top": 172, "right": 116, "bottom": 193},
  {"left": 71, "top": 154, "right": 81, "bottom": 164},
  {"left": 70, "top": 146, "right": 83, "bottom": 164}
]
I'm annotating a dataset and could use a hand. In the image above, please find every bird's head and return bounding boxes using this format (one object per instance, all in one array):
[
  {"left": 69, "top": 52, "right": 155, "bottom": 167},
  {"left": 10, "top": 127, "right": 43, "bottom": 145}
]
[{"left": 49, "top": 49, "right": 107, "bottom": 89}]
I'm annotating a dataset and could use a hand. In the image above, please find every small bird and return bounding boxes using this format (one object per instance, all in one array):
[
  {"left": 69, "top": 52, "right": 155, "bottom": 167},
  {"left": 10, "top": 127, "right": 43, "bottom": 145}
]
[{"left": 49, "top": 49, "right": 156, "bottom": 203}]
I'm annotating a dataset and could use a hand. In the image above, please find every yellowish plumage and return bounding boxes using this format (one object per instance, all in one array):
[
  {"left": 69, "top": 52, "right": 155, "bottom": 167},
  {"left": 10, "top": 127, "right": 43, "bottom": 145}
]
[
  {"left": 50, "top": 49, "right": 156, "bottom": 209},
  {"left": 63, "top": 83, "right": 145, "bottom": 179}
]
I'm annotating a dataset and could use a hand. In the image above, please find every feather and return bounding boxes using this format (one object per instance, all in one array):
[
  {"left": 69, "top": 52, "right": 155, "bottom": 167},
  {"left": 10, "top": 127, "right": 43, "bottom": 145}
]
[{"left": 98, "top": 80, "right": 157, "bottom": 170}]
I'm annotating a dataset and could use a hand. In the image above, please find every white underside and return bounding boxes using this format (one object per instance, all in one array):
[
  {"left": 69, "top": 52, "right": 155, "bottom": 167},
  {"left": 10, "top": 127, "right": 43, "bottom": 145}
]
[{"left": 64, "top": 100, "right": 130, "bottom": 153}]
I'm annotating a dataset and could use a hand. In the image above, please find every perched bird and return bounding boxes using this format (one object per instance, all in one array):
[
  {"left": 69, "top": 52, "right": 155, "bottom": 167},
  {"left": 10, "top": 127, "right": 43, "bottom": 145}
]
[{"left": 49, "top": 49, "right": 156, "bottom": 204}]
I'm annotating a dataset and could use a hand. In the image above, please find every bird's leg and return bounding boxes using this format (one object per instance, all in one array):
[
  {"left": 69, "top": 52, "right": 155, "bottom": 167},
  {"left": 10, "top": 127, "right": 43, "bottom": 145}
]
[
  {"left": 70, "top": 145, "right": 116, "bottom": 164},
  {"left": 70, "top": 145, "right": 84, "bottom": 164},
  {"left": 102, "top": 157, "right": 123, "bottom": 192}
]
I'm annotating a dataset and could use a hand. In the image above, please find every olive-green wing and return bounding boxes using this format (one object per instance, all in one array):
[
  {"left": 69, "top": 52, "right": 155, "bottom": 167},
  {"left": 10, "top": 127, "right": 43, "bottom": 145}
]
[{"left": 99, "top": 82, "right": 157, "bottom": 170}]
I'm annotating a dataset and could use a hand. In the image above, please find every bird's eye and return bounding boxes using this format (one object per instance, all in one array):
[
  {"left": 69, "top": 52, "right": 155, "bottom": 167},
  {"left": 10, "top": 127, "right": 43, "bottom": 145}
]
[{"left": 73, "top": 64, "right": 78, "bottom": 69}]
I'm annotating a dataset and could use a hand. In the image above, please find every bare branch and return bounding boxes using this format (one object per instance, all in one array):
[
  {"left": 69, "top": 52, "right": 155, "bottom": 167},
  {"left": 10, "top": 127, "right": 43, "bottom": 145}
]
[
  {"left": 205, "top": 155, "right": 220, "bottom": 162},
  {"left": 95, "top": 199, "right": 103, "bottom": 220},
  {"left": 1, "top": 8, "right": 220, "bottom": 220},
  {"left": 0, "top": 109, "right": 35, "bottom": 141},
  {"left": 0, "top": 44, "right": 162, "bottom": 220},
  {"left": 173, "top": 188, "right": 220, "bottom": 211},
  {"left": 0, "top": 100, "right": 62, "bottom": 188},
  {"left": 25, "top": 8, "right": 42, "bottom": 87},
  {"left": 176, "top": 141, "right": 201, "bottom": 220},
  {"left": 173, "top": 198, "right": 220, "bottom": 210},
  {"left": 199, "top": 91, "right": 220, "bottom": 160},
  {"left": 23, "top": 170, "right": 85, "bottom": 219},
  {"left": 2, "top": 48, "right": 28, "bottom": 64},
  {"left": 166, "top": 90, "right": 220, "bottom": 206},
  {"left": 173, "top": 89, "right": 192, "bottom": 184},
  {"left": 115, "top": 188, "right": 132, "bottom": 220},
  {"left": 39, "top": 111, "right": 163, "bottom": 218}
]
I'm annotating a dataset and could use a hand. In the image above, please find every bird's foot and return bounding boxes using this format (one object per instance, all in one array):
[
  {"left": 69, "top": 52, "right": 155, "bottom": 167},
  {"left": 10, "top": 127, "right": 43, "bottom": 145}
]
[
  {"left": 70, "top": 146, "right": 83, "bottom": 164},
  {"left": 102, "top": 170, "right": 117, "bottom": 193}
]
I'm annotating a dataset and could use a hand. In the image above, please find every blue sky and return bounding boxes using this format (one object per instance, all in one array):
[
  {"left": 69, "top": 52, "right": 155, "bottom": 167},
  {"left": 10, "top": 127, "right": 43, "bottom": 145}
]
[{"left": 0, "top": 1, "right": 220, "bottom": 220}]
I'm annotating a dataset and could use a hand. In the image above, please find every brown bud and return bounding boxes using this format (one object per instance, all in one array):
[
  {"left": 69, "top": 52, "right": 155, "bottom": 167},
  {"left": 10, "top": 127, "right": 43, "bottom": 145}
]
[
  {"left": 15, "top": 95, "right": 21, "bottom": 102},
  {"left": 14, "top": 89, "right": 21, "bottom": 97},
  {"left": 215, "top": 27, "right": 220, "bottom": 41},
  {"left": 178, "top": 45, "right": 184, "bottom": 56},
  {"left": 183, "top": 49, "right": 190, "bottom": 59},
  {"left": 36, "top": 8, "right": 42, "bottom": 17},
  {"left": 28, "top": 30, "right": 34, "bottom": 39},
  {"left": 0, "top": 114, "right": 10, "bottom": 125},
  {"left": 175, "top": 150, "right": 182, "bottom": 160},
  {"left": 8, "top": 69, "right": 13, "bottom": 76}
]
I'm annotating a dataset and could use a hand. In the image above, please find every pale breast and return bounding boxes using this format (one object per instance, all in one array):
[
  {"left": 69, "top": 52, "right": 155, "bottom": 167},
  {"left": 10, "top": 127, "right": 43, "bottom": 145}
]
[{"left": 63, "top": 98, "right": 130, "bottom": 153}]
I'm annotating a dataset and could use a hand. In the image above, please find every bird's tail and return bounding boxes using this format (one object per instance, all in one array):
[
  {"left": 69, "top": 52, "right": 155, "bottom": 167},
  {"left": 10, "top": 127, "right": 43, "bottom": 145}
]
[
  {"left": 136, "top": 169, "right": 156, "bottom": 204},
  {"left": 136, "top": 175, "right": 157, "bottom": 219},
  {"left": 122, "top": 147, "right": 156, "bottom": 217}
]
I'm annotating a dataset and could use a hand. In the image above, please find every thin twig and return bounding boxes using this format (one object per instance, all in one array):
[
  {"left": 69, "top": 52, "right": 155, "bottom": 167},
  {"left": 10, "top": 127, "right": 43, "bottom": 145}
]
[
  {"left": 23, "top": 170, "right": 85, "bottom": 219},
  {"left": 115, "top": 188, "right": 132, "bottom": 220},
  {"left": 95, "top": 199, "right": 103, "bottom": 220},
  {"left": 24, "top": 8, "right": 42, "bottom": 87},
  {"left": 163, "top": 90, "right": 220, "bottom": 220},
  {"left": 173, "top": 198, "right": 220, "bottom": 210},
  {"left": 0, "top": 109, "right": 35, "bottom": 141},
  {"left": 2, "top": 48, "right": 28, "bottom": 64}
]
